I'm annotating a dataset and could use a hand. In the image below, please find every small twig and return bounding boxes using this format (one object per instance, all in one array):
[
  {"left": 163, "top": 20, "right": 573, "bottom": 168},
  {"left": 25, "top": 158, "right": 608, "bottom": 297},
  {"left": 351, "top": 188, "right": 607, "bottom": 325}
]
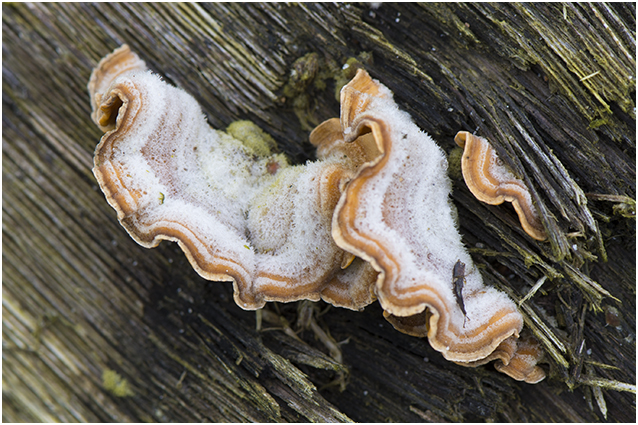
[
  {"left": 176, "top": 370, "right": 187, "bottom": 389},
  {"left": 519, "top": 275, "right": 548, "bottom": 306},
  {"left": 409, "top": 405, "right": 448, "bottom": 423},
  {"left": 520, "top": 301, "right": 568, "bottom": 356},
  {"left": 255, "top": 309, "right": 262, "bottom": 331},
  {"left": 592, "top": 385, "right": 607, "bottom": 420},
  {"left": 579, "top": 71, "right": 600, "bottom": 82},
  {"left": 585, "top": 193, "right": 635, "bottom": 204},
  {"left": 578, "top": 376, "right": 636, "bottom": 393},
  {"left": 562, "top": 263, "right": 620, "bottom": 308},
  {"left": 584, "top": 360, "right": 621, "bottom": 371},
  {"left": 309, "top": 318, "right": 343, "bottom": 364}
]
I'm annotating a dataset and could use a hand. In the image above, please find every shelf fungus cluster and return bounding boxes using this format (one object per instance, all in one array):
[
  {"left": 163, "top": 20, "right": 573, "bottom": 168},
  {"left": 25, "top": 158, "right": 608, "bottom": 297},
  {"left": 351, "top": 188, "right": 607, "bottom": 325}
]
[{"left": 90, "top": 45, "right": 545, "bottom": 384}]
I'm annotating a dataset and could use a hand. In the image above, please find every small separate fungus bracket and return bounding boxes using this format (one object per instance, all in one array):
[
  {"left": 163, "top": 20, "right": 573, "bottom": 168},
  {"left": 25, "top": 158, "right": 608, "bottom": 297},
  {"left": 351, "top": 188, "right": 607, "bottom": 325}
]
[
  {"left": 455, "top": 131, "right": 547, "bottom": 241},
  {"left": 89, "top": 45, "right": 545, "bottom": 384},
  {"left": 89, "top": 45, "right": 377, "bottom": 311}
]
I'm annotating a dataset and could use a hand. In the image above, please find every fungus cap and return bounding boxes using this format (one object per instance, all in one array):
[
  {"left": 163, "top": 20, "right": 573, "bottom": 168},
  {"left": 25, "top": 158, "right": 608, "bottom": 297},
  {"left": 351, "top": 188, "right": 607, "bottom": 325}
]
[
  {"left": 330, "top": 70, "right": 539, "bottom": 368},
  {"left": 455, "top": 131, "right": 547, "bottom": 241},
  {"left": 89, "top": 45, "right": 377, "bottom": 311}
]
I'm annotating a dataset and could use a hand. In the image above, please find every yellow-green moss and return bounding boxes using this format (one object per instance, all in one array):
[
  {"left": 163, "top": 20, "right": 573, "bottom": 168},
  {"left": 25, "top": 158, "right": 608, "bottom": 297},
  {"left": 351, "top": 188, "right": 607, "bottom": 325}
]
[
  {"left": 283, "top": 52, "right": 321, "bottom": 98},
  {"left": 226, "top": 120, "right": 278, "bottom": 157},
  {"left": 282, "top": 52, "right": 373, "bottom": 130},
  {"left": 332, "top": 55, "right": 371, "bottom": 101},
  {"left": 447, "top": 146, "right": 464, "bottom": 181},
  {"left": 102, "top": 369, "right": 134, "bottom": 397}
]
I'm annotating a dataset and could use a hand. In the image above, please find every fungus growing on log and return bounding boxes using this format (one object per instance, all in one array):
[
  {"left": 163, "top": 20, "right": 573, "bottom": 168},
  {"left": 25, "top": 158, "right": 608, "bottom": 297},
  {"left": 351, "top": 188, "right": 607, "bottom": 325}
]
[
  {"left": 494, "top": 333, "right": 546, "bottom": 384},
  {"left": 89, "top": 44, "right": 376, "bottom": 310},
  {"left": 455, "top": 131, "right": 547, "bottom": 241},
  {"left": 90, "top": 45, "right": 544, "bottom": 383},
  {"left": 327, "top": 70, "right": 544, "bottom": 382}
]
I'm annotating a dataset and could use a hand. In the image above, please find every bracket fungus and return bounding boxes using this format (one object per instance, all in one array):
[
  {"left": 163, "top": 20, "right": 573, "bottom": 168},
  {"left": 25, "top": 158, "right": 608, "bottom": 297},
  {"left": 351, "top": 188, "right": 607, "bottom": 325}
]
[
  {"left": 327, "top": 70, "right": 544, "bottom": 381},
  {"left": 90, "top": 45, "right": 545, "bottom": 384},
  {"left": 90, "top": 45, "right": 376, "bottom": 310},
  {"left": 455, "top": 131, "right": 547, "bottom": 241}
]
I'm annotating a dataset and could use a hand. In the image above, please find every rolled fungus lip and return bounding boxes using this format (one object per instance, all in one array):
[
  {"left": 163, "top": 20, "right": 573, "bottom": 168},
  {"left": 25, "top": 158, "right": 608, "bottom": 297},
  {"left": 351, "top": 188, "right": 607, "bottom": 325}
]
[{"left": 455, "top": 131, "right": 547, "bottom": 241}]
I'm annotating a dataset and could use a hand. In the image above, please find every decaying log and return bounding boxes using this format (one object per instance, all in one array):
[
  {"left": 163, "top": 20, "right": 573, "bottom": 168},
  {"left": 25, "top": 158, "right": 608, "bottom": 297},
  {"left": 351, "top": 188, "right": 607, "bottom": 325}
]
[{"left": 3, "top": 3, "right": 635, "bottom": 422}]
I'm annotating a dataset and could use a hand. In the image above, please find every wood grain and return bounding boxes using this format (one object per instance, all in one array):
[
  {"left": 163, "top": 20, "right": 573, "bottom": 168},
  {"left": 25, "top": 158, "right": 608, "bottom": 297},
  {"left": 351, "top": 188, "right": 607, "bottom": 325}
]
[{"left": 3, "top": 3, "right": 635, "bottom": 421}]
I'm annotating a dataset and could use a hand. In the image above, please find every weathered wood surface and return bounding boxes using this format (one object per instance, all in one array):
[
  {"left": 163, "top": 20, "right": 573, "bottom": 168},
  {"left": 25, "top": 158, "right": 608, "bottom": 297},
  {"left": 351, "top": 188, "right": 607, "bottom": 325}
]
[{"left": 3, "top": 3, "right": 635, "bottom": 422}]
